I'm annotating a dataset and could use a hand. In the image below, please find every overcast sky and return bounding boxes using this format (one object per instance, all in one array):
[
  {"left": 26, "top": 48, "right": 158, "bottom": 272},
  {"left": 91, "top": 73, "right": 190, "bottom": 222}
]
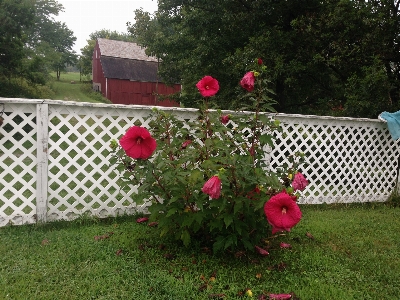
[{"left": 55, "top": 0, "right": 158, "bottom": 54}]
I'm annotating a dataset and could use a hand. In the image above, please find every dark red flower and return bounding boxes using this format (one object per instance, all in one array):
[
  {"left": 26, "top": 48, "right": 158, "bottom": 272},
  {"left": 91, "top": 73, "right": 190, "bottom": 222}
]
[
  {"left": 249, "top": 145, "right": 255, "bottom": 157},
  {"left": 255, "top": 245, "right": 269, "bottom": 256},
  {"left": 269, "top": 294, "right": 292, "bottom": 300},
  {"left": 220, "top": 114, "right": 230, "bottom": 125},
  {"left": 181, "top": 140, "right": 192, "bottom": 149},
  {"left": 201, "top": 175, "right": 221, "bottom": 199},
  {"left": 240, "top": 71, "right": 255, "bottom": 92},
  {"left": 246, "top": 186, "right": 261, "bottom": 200},
  {"left": 136, "top": 217, "right": 149, "bottom": 223},
  {"left": 257, "top": 58, "right": 263, "bottom": 65},
  {"left": 196, "top": 76, "right": 220, "bottom": 97},
  {"left": 119, "top": 126, "right": 157, "bottom": 159},
  {"left": 292, "top": 172, "right": 308, "bottom": 191},
  {"left": 264, "top": 191, "right": 302, "bottom": 234}
]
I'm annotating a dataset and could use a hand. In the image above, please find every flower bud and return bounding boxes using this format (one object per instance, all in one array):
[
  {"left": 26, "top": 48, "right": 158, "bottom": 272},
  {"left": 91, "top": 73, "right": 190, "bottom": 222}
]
[{"left": 109, "top": 139, "right": 118, "bottom": 149}]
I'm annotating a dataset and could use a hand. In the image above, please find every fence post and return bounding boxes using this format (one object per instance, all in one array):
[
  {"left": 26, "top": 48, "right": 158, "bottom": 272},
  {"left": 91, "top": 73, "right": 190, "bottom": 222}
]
[{"left": 36, "top": 102, "right": 49, "bottom": 223}]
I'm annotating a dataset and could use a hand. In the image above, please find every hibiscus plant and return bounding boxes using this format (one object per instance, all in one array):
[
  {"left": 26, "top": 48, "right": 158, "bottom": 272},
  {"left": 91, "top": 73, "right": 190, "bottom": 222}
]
[{"left": 109, "top": 59, "right": 307, "bottom": 253}]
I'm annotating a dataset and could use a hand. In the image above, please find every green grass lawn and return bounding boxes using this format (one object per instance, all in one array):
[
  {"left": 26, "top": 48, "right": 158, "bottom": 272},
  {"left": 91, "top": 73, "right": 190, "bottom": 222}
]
[
  {"left": 50, "top": 72, "right": 109, "bottom": 104},
  {"left": 0, "top": 203, "right": 399, "bottom": 299}
]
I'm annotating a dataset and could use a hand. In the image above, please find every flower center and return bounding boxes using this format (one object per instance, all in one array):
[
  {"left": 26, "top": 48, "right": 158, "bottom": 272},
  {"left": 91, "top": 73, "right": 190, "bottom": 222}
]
[
  {"left": 205, "top": 85, "right": 210, "bottom": 90},
  {"left": 136, "top": 137, "right": 142, "bottom": 145},
  {"left": 282, "top": 207, "right": 287, "bottom": 214}
]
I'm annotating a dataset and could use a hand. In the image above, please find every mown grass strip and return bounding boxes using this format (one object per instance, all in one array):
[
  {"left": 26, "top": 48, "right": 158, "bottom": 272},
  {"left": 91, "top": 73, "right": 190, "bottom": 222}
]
[{"left": 0, "top": 203, "right": 399, "bottom": 299}]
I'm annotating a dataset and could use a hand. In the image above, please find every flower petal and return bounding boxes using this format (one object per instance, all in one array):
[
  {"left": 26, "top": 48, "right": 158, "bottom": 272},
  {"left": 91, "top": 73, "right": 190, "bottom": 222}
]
[
  {"left": 136, "top": 217, "right": 149, "bottom": 223},
  {"left": 254, "top": 245, "right": 269, "bottom": 256},
  {"left": 269, "top": 294, "right": 292, "bottom": 300}
]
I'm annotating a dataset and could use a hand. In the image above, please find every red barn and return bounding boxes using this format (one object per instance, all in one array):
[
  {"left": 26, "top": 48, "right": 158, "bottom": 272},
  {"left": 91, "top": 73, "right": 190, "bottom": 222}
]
[{"left": 92, "top": 38, "right": 180, "bottom": 106}]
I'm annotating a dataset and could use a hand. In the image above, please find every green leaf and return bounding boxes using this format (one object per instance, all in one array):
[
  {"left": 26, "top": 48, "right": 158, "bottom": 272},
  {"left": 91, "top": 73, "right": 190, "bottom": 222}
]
[
  {"left": 212, "top": 236, "right": 226, "bottom": 254},
  {"left": 259, "top": 134, "right": 274, "bottom": 147},
  {"left": 224, "top": 235, "right": 237, "bottom": 250},
  {"left": 181, "top": 229, "right": 191, "bottom": 247},
  {"left": 224, "top": 214, "right": 233, "bottom": 228},
  {"left": 182, "top": 215, "right": 195, "bottom": 227},
  {"left": 234, "top": 201, "right": 243, "bottom": 215},
  {"left": 166, "top": 207, "right": 178, "bottom": 217},
  {"left": 194, "top": 212, "right": 204, "bottom": 224}
]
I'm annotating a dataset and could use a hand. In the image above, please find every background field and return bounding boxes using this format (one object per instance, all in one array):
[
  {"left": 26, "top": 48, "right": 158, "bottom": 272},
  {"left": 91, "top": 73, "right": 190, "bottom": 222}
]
[{"left": 49, "top": 72, "right": 110, "bottom": 104}]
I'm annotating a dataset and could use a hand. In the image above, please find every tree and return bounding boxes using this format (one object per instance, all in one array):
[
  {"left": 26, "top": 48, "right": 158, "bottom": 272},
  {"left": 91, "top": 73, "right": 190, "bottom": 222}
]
[
  {"left": 0, "top": 0, "right": 35, "bottom": 78},
  {"left": 79, "top": 30, "right": 135, "bottom": 77},
  {"left": 26, "top": 0, "right": 77, "bottom": 81},
  {"left": 0, "top": 0, "right": 77, "bottom": 97},
  {"left": 129, "top": 0, "right": 400, "bottom": 118}
]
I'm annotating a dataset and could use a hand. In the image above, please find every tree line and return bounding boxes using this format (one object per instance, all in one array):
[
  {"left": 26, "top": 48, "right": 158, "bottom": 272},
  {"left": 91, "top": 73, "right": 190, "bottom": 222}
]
[{"left": 127, "top": 0, "right": 400, "bottom": 118}]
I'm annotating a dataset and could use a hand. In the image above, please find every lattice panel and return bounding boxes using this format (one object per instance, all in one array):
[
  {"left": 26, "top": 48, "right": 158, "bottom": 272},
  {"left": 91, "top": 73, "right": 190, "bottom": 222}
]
[
  {"left": 46, "top": 104, "right": 199, "bottom": 221},
  {"left": 0, "top": 103, "right": 37, "bottom": 226},
  {"left": 271, "top": 115, "right": 400, "bottom": 204}
]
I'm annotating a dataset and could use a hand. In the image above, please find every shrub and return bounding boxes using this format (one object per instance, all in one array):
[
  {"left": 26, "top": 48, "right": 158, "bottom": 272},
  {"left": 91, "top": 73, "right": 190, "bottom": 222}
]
[{"left": 110, "top": 59, "right": 306, "bottom": 253}]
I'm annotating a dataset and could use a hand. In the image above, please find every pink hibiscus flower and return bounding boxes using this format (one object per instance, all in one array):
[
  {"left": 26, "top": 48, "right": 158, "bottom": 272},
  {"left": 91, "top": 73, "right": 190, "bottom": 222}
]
[
  {"left": 264, "top": 191, "right": 302, "bottom": 234},
  {"left": 202, "top": 175, "right": 221, "bottom": 199},
  {"left": 196, "top": 76, "right": 220, "bottom": 97},
  {"left": 240, "top": 71, "right": 255, "bottom": 92},
  {"left": 257, "top": 58, "right": 263, "bottom": 65},
  {"left": 119, "top": 126, "right": 157, "bottom": 159},
  {"left": 292, "top": 172, "right": 308, "bottom": 191}
]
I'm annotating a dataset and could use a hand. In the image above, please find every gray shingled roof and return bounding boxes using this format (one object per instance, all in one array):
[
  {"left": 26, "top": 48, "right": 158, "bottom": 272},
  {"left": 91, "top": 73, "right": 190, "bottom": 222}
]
[
  {"left": 100, "top": 56, "right": 160, "bottom": 82},
  {"left": 97, "top": 38, "right": 158, "bottom": 62}
]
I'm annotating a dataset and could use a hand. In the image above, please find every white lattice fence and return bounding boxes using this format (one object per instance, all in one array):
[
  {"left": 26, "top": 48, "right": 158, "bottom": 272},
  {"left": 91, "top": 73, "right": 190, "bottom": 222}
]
[
  {"left": 270, "top": 114, "right": 400, "bottom": 204},
  {"left": 0, "top": 98, "right": 399, "bottom": 226}
]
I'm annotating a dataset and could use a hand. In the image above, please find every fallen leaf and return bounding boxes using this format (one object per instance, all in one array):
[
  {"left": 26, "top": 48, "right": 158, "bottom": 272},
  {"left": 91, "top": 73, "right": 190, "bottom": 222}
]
[
  {"left": 256, "top": 273, "right": 262, "bottom": 279},
  {"left": 115, "top": 249, "right": 123, "bottom": 256},
  {"left": 209, "top": 276, "right": 216, "bottom": 282},
  {"left": 306, "top": 232, "right": 314, "bottom": 240},
  {"left": 148, "top": 221, "right": 158, "bottom": 227},
  {"left": 257, "top": 294, "right": 267, "bottom": 300},
  {"left": 235, "top": 251, "right": 246, "bottom": 258},
  {"left": 199, "top": 283, "right": 208, "bottom": 291},
  {"left": 41, "top": 239, "right": 49, "bottom": 245},
  {"left": 163, "top": 253, "right": 175, "bottom": 260}
]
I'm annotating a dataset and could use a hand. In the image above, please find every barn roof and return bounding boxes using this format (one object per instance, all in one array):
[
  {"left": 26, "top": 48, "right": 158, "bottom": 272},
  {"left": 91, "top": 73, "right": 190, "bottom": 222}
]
[
  {"left": 100, "top": 56, "right": 160, "bottom": 82},
  {"left": 97, "top": 38, "right": 158, "bottom": 62}
]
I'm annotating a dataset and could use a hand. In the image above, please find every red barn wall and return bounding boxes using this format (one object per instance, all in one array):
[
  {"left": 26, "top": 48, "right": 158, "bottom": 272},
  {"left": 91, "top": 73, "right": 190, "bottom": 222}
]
[
  {"left": 92, "top": 40, "right": 180, "bottom": 107},
  {"left": 92, "top": 42, "right": 106, "bottom": 95},
  {"left": 107, "top": 79, "right": 180, "bottom": 107}
]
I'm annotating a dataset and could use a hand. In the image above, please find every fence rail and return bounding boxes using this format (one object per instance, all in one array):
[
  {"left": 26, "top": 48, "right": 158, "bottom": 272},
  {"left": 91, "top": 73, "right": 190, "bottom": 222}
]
[{"left": 1, "top": 98, "right": 399, "bottom": 227}]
